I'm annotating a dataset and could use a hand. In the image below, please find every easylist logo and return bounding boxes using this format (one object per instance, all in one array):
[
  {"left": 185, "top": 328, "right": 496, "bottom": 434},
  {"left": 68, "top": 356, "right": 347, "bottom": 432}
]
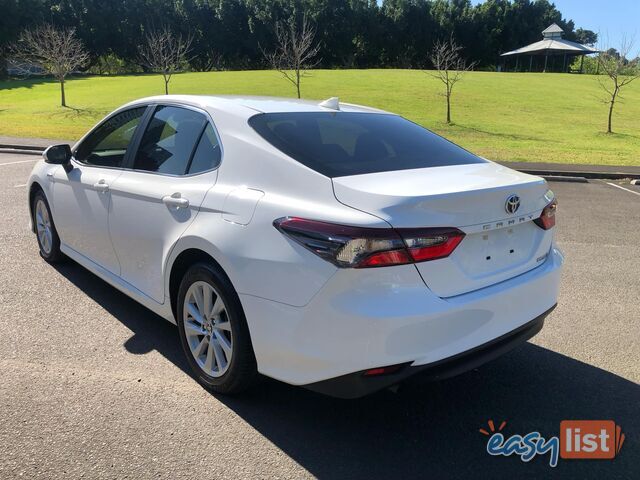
[{"left": 481, "top": 419, "right": 625, "bottom": 467}]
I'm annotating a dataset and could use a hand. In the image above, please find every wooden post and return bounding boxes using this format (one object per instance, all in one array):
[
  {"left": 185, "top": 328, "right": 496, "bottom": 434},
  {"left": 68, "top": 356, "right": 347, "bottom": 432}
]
[
  {"left": 515, "top": 56, "right": 519, "bottom": 71},
  {"left": 580, "top": 55, "right": 584, "bottom": 74},
  {"left": 543, "top": 54, "right": 548, "bottom": 72},
  {"left": 529, "top": 55, "right": 533, "bottom": 72},
  {"left": 563, "top": 53, "right": 567, "bottom": 72}
]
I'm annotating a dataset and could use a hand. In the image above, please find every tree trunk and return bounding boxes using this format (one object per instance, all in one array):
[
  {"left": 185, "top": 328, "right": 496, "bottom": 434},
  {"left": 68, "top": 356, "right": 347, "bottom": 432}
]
[
  {"left": 0, "top": 54, "right": 7, "bottom": 81},
  {"left": 60, "top": 78, "right": 66, "bottom": 107},
  {"left": 607, "top": 94, "right": 616, "bottom": 134},
  {"left": 164, "top": 75, "right": 169, "bottom": 95},
  {"left": 296, "top": 70, "right": 301, "bottom": 99},
  {"left": 446, "top": 92, "right": 451, "bottom": 124}
]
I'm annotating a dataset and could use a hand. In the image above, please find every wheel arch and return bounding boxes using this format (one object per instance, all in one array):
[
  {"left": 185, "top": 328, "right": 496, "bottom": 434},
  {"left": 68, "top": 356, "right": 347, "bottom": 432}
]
[
  {"left": 167, "top": 246, "right": 236, "bottom": 321},
  {"left": 28, "top": 182, "right": 45, "bottom": 233}
]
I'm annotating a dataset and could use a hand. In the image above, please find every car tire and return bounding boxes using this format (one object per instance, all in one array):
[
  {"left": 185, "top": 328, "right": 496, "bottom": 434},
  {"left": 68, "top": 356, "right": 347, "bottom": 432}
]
[
  {"left": 177, "top": 262, "right": 257, "bottom": 394},
  {"left": 32, "top": 190, "right": 65, "bottom": 263}
]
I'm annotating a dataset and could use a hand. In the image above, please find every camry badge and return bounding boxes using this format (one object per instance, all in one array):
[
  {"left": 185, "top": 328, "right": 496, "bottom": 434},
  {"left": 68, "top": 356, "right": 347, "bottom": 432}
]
[{"left": 505, "top": 194, "right": 520, "bottom": 214}]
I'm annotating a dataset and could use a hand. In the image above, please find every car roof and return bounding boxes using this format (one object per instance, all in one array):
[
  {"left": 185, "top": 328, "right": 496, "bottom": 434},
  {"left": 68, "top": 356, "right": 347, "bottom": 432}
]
[{"left": 123, "top": 95, "right": 390, "bottom": 118}]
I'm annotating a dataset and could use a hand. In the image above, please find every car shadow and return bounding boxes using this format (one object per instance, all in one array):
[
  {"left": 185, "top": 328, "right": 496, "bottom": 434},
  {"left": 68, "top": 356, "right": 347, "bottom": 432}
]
[{"left": 53, "top": 261, "right": 638, "bottom": 479}]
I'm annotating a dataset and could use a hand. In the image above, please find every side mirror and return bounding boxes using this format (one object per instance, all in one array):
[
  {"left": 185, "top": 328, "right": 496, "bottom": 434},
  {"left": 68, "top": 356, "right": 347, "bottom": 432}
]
[{"left": 43, "top": 144, "right": 73, "bottom": 173}]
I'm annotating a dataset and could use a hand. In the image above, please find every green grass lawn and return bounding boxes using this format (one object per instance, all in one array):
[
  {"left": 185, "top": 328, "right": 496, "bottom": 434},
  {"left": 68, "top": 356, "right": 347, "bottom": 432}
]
[{"left": 1, "top": 69, "right": 639, "bottom": 165}]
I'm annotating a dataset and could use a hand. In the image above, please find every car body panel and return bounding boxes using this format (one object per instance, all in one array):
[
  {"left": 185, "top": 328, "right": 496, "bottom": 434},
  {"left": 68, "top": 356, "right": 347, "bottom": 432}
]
[
  {"left": 108, "top": 169, "right": 218, "bottom": 303},
  {"left": 51, "top": 162, "right": 123, "bottom": 275},
  {"left": 188, "top": 185, "right": 386, "bottom": 307},
  {"left": 240, "top": 247, "right": 563, "bottom": 385},
  {"left": 331, "top": 162, "right": 549, "bottom": 227},
  {"left": 332, "top": 163, "right": 555, "bottom": 297}
]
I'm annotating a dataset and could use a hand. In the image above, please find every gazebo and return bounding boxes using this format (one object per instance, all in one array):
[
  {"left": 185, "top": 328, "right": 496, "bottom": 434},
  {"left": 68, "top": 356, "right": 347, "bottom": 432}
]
[{"left": 500, "top": 23, "right": 598, "bottom": 73}]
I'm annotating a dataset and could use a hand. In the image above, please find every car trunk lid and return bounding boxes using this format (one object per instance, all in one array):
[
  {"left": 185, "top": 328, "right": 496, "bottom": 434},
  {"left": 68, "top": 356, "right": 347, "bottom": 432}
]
[{"left": 332, "top": 162, "right": 554, "bottom": 297}]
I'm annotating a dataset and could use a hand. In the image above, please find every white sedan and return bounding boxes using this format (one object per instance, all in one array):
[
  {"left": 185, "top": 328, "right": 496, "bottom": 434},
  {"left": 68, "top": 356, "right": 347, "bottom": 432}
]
[{"left": 27, "top": 95, "right": 562, "bottom": 398}]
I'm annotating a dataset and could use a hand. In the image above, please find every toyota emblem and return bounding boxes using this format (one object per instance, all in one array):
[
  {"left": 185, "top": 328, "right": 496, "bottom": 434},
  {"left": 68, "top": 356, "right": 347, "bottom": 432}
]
[{"left": 505, "top": 194, "right": 520, "bottom": 214}]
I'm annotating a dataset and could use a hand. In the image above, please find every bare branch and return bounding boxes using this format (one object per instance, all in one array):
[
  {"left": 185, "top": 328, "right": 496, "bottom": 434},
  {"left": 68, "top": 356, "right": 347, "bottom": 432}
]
[
  {"left": 138, "top": 26, "right": 193, "bottom": 95},
  {"left": 427, "top": 36, "right": 476, "bottom": 124},
  {"left": 262, "top": 14, "right": 321, "bottom": 99},
  {"left": 9, "top": 24, "right": 89, "bottom": 106},
  {"left": 595, "top": 35, "right": 640, "bottom": 133}
]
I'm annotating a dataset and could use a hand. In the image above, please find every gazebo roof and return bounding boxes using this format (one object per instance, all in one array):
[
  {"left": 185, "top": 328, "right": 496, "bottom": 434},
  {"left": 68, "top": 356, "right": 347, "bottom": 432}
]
[
  {"left": 501, "top": 23, "right": 598, "bottom": 57},
  {"left": 501, "top": 38, "right": 598, "bottom": 56},
  {"left": 542, "top": 23, "right": 564, "bottom": 35}
]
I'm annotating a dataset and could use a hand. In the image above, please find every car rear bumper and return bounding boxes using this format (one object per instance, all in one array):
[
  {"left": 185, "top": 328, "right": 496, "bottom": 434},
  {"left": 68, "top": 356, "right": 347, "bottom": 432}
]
[
  {"left": 304, "top": 304, "right": 554, "bottom": 398},
  {"left": 240, "top": 246, "right": 563, "bottom": 391}
]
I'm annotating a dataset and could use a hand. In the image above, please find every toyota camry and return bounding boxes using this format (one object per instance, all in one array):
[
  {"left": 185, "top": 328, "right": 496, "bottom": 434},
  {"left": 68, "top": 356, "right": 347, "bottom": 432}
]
[{"left": 27, "top": 95, "right": 563, "bottom": 398}]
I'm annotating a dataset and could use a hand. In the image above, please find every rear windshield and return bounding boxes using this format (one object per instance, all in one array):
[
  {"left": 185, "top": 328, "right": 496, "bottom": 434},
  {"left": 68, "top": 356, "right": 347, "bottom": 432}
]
[{"left": 248, "top": 112, "right": 485, "bottom": 177}]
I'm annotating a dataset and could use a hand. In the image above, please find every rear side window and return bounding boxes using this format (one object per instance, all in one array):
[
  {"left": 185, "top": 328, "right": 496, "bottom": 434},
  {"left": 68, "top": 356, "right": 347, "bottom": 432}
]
[
  {"left": 133, "top": 106, "right": 207, "bottom": 175},
  {"left": 188, "top": 124, "right": 222, "bottom": 174},
  {"left": 249, "top": 112, "right": 485, "bottom": 177}
]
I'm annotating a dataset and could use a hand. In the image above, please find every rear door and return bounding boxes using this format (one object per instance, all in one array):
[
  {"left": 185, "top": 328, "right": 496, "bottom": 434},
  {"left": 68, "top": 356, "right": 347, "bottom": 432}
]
[{"left": 108, "top": 104, "right": 222, "bottom": 303}]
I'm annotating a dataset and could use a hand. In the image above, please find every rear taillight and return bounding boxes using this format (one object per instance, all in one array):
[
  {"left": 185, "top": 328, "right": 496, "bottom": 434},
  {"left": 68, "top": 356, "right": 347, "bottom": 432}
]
[
  {"left": 274, "top": 217, "right": 465, "bottom": 268},
  {"left": 534, "top": 199, "right": 557, "bottom": 230},
  {"left": 401, "top": 228, "right": 465, "bottom": 262}
]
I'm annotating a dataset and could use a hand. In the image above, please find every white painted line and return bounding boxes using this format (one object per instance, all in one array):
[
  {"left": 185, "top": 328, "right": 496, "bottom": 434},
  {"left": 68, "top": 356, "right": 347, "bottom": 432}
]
[
  {"left": 605, "top": 182, "right": 640, "bottom": 197},
  {"left": 14, "top": 183, "right": 27, "bottom": 188},
  {"left": 0, "top": 158, "right": 39, "bottom": 167}
]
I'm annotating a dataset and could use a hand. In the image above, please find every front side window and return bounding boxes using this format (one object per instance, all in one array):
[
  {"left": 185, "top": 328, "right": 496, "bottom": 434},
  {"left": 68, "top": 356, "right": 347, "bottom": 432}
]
[
  {"left": 133, "top": 106, "right": 207, "bottom": 175},
  {"left": 75, "top": 107, "right": 146, "bottom": 167},
  {"left": 249, "top": 112, "right": 485, "bottom": 177}
]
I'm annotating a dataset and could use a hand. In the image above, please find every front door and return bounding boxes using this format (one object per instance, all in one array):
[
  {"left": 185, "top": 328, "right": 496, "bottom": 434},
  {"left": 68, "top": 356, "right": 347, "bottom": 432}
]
[
  {"left": 108, "top": 105, "right": 222, "bottom": 303},
  {"left": 51, "top": 107, "right": 147, "bottom": 275}
]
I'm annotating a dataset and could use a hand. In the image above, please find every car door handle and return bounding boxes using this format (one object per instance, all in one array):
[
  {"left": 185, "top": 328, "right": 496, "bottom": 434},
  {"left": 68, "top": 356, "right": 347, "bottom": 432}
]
[
  {"left": 93, "top": 180, "right": 109, "bottom": 192},
  {"left": 162, "top": 194, "right": 189, "bottom": 209}
]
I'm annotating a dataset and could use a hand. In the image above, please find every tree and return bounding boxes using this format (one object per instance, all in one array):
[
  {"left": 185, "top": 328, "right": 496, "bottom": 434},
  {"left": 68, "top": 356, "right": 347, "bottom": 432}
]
[
  {"left": 429, "top": 36, "right": 476, "bottom": 124},
  {"left": 263, "top": 14, "right": 321, "bottom": 99},
  {"left": 596, "top": 38, "right": 640, "bottom": 134},
  {"left": 138, "top": 26, "right": 192, "bottom": 95},
  {"left": 9, "top": 24, "right": 89, "bottom": 107},
  {"left": 574, "top": 28, "right": 598, "bottom": 46},
  {"left": 0, "top": 0, "right": 599, "bottom": 73},
  {"left": 0, "top": 0, "right": 48, "bottom": 79}
]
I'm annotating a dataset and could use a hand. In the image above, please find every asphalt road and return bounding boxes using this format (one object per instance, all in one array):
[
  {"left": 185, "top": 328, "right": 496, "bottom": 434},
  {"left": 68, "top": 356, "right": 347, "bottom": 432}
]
[{"left": 0, "top": 152, "right": 638, "bottom": 479}]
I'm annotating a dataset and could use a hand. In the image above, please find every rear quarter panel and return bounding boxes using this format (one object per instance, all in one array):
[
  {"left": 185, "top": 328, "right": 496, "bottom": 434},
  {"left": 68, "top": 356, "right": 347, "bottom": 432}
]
[{"left": 170, "top": 110, "right": 390, "bottom": 307}]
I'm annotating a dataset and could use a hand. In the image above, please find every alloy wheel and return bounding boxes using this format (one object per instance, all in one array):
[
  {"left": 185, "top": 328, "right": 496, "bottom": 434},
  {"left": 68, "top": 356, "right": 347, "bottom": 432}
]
[
  {"left": 35, "top": 199, "right": 53, "bottom": 255},
  {"left": 182, "top": 281, "right": 233, "bottom": 377}
]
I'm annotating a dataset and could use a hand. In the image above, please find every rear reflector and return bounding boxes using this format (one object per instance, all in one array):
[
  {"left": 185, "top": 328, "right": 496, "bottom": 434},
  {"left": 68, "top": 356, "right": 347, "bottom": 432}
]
[
  {"left": 363, "top": 364, "right": 406, "bottom": 376},
  {"left": 274, "top": 217, "right": 465, "bottom": 268},
  {"left": 534, "top": 199, "right": 557, "bottom": 230}
]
